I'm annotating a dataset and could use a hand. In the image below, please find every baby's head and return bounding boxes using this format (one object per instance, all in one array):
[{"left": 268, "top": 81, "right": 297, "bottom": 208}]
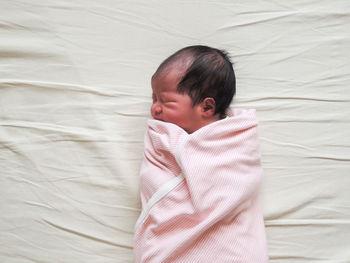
[{"left": 151, "top": 45, "right": 236, "bottom": 134}]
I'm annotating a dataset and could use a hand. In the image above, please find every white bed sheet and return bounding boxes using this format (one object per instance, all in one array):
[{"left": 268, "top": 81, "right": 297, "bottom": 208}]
[{"left": 1, "top": 1, "right": 349, "bottom": 262}]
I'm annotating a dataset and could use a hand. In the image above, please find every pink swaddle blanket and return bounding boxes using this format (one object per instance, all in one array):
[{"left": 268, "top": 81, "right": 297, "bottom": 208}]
[{"left": 134, "top": 108, "right": 268, "bottom": 262}]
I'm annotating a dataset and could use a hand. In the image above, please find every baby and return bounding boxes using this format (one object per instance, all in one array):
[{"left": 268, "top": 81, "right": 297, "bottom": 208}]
[
  {"left": 150, "top": 45, "right": 235, "bottom": 134},
  {"left": 134, "top": 46, "right": 268, "bottom": 262}
]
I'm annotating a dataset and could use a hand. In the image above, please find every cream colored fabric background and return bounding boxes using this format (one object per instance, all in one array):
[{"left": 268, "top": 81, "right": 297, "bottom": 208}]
[{"left": 1, "top": 1, "right": 349, "bottom": 262}]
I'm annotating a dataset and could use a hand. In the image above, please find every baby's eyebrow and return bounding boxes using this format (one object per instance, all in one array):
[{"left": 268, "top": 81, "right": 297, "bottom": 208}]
[
  {"left": 160, "top": 89, "right": 175, "bottom": 95},
  {"left": 160, "top": 92, "right": 176, "bottom": 98}
]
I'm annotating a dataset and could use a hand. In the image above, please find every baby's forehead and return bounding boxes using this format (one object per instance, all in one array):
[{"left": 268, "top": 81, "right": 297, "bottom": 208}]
[
  {"left": 152, "top": 65, "right": 185, "bottom": 86},
  {"left": 152, "top": 53, "right": 195, "bottom": 93},
  {"left": 170, "top": 55, "right": 193, "bottom": 74},
  {"left": 155, "top": 53, "right": 193, "bottom": 77},
  {"left": 152, "top": 68, "right": 182, "bottom": 90}
]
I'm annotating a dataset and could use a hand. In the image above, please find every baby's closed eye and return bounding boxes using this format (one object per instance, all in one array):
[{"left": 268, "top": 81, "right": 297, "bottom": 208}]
[
  {"left": 164, "top": 99, "right": 177, "bottom": 103},
  {"left": 161, "top": 94, "right": 177, "bottom": 103}
]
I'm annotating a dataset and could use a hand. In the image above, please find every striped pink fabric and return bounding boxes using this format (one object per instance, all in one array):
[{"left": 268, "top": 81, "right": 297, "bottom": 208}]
[{"left": 134, "top": 109, "right": 268, "bottom": 262}]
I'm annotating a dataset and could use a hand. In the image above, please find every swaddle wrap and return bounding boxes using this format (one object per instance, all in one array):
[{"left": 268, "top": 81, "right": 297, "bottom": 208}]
[{"left": 134, "top": 108, "right": 268, "bottom": 263}]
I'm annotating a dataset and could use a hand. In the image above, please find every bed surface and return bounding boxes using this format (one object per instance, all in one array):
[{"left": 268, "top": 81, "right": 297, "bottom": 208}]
[{"left": 1, "top": 1, "right": 349, "bottom": 262}]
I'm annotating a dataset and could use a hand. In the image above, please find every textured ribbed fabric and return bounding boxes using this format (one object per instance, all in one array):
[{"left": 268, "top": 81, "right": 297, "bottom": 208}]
[{"left": 134, "top": 109, "right": 268, "bottom": 262}]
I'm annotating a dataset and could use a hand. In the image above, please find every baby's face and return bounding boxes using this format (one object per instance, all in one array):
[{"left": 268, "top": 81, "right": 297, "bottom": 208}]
[{"left": 151, "top": 69, "right": 202, "bottom": 134}]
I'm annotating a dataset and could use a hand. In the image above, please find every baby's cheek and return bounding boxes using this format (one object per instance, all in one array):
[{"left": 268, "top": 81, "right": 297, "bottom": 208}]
[{"left": 163, "top": 111, "right": 178, "bottom": 124}]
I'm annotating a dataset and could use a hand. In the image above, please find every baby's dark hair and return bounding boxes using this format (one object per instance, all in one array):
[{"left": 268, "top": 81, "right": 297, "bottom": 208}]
[{"left": 153, "top": 45, "right": 236, "bottom": 117}]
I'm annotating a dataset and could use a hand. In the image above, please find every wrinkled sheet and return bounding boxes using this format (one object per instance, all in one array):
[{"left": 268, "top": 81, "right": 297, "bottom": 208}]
[{"left": 1, "top": 1, "right": 349, "bottom": 262}]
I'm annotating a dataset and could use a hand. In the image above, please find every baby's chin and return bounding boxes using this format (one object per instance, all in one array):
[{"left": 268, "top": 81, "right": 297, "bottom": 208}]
[
  {"left": 152, "top": 117, "right": 165, "bottom": 123},
  {"left": 151, "top": 117, "right": 195, "bottom": 133}
]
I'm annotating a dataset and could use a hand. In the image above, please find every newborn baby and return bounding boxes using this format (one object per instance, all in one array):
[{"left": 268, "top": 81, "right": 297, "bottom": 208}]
[{"left": 134, "top": 45, "right": 268, "bottom": 263}]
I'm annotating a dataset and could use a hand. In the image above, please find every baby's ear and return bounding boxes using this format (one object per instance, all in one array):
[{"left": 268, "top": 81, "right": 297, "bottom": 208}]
[{"left": 200, "top": 97, "right": 216, "bottom": 116}]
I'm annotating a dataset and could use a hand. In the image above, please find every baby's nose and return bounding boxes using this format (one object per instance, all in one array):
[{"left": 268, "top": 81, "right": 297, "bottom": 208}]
[{"left": 151, "top": 103, "right": 162, "bottom": 119}]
